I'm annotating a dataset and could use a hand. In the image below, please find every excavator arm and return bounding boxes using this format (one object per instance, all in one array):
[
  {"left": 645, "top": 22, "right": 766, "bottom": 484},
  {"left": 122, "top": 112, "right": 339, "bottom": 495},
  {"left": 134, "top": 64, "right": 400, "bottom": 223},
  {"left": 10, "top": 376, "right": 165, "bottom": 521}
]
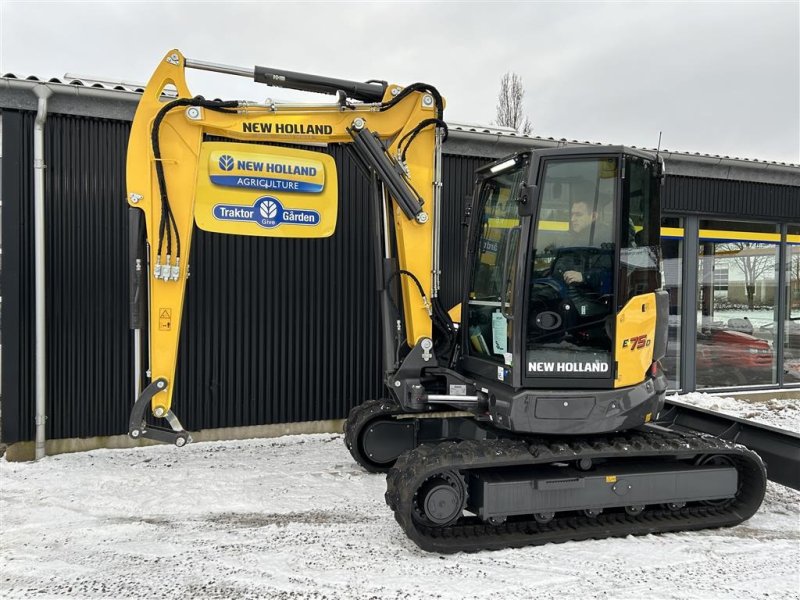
[{"left": 127, "top": 50, "right": 447, "bottom": 444}]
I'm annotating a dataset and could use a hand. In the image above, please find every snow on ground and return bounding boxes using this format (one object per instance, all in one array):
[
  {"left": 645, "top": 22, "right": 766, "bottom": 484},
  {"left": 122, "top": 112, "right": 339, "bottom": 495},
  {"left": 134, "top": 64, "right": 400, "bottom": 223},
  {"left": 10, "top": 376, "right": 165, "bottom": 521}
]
[
  {"left": 674, "top": 392, "right": 800, "bottom": 432},
  {"left": 1, "top": 396, "right": 799, "bottom": 600}
]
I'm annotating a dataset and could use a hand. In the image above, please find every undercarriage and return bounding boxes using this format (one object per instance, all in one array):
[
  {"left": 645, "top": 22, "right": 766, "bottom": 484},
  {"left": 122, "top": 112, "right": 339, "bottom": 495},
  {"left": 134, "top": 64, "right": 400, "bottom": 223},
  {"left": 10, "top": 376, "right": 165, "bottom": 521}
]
[
  {"left": 345, "top": 399, "right": 770, "bottom": 553},
  {"left": 386, "top": 430, "right": 765, "bottom": 553}
]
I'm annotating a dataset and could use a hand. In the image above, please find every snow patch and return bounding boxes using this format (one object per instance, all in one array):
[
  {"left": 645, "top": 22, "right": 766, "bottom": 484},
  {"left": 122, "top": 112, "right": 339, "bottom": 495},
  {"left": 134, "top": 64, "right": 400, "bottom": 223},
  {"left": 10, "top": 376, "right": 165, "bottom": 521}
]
[
  {"left": 1, "top": 419, "right": 798, "bottom": 598},
  {"left": 672, "top": 392, "right": 800, "bottom": 432}
]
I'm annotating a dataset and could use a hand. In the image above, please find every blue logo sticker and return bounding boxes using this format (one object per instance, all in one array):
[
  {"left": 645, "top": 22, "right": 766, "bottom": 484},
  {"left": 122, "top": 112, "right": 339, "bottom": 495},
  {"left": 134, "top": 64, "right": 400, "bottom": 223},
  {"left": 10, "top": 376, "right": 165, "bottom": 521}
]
[
  {"left": 209, "top": 175, "right": 322, "bottom": 193},
  {"left": 213, "top": 196, "right": 320, "bottom": 229},
  {"left": 218, "top": 155, "right": 235, "bottom": 171}
]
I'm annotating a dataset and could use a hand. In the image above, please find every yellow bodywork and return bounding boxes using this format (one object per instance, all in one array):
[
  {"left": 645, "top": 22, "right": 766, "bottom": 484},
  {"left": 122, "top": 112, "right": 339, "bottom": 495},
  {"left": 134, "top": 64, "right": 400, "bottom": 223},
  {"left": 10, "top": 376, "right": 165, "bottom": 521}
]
[
  {"left": 128, "top": 50, "right": 441, "bottom": 417},
  {"left": 614, "top": 292, "right": 657, "bottom": 388}
]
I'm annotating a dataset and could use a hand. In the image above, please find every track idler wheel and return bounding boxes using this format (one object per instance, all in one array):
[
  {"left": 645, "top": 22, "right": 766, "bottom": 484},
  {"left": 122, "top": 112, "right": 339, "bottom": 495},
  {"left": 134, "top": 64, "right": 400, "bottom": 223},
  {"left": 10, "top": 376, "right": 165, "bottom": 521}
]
[
  {"left": 412, "top": 470, "right": 467, "bottom": 527},
  {"left": 696, "top": 454, "right": 738, "bottom": 508},
  {"left": 344, "top": 399, "right": 402, "bottom": 473}
]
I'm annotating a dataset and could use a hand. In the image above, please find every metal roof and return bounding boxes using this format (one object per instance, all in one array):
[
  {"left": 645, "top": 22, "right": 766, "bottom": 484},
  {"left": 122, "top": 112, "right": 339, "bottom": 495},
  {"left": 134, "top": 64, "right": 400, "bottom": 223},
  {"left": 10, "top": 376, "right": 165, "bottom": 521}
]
[
  {"left": 446, "top": 122, "right": 799, "bottom": 169},
  {"left": 1, "top": 73, "right": 797, "bottom": 183},
  {"left": 1, "top": 72, "right": 148, "bottom": 93}
]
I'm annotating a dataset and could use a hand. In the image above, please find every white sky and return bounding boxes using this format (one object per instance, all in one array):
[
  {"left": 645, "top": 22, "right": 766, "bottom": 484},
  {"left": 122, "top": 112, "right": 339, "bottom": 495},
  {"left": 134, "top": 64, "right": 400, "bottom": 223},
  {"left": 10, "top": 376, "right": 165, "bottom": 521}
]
[{"left": 1, "top": 1, "right": 798, "bottom": 164}]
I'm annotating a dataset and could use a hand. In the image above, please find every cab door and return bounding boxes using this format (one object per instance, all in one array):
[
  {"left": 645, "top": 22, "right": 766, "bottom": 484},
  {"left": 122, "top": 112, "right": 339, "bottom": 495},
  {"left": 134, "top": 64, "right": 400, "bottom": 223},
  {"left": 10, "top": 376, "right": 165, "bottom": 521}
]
[
  {"left": 522, "top": 155, "right": 621, "bottom": 389},
  {"left": 461, "top": 155, "right": 529, "bottom": 385}
]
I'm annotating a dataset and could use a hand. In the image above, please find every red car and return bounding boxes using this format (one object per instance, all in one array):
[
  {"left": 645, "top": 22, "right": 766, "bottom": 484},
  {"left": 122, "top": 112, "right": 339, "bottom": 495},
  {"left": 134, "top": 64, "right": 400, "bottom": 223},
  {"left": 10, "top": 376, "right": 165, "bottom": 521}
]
[
  {"left": 662, "top": 320, "right": 774, "bottom": 388},
  {"left": 696, "top": 328, "right": 773, "bottom": 386}
]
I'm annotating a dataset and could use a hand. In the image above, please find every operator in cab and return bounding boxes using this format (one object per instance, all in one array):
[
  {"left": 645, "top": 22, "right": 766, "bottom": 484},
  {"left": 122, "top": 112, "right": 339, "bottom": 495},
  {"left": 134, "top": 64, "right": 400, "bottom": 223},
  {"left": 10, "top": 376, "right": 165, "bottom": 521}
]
[
  {"left": 554, "top": 193, "right": 615, "bottom": 347},
  {"left": 562, "top": 198, "right": 599, "bottom": 285},
  {"left": 528, "top": 176, "right": 617, "bottom": 350},
  {"left": 560, "top": 195, "right": 612, "bottom": 294}
]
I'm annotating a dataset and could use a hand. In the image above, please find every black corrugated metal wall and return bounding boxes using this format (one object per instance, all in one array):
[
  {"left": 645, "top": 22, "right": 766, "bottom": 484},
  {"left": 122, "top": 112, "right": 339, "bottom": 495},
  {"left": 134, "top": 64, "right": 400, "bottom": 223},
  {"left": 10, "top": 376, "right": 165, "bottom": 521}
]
[
  {"left": 2, "top": 111, "right": 132, "bottom": 442},
  {"left": 439, "top": 155, "right": 491, "bottom": 310},
  {"left": 2, "top": 110, "right": 798, "bottom": 443},
  {"left": 175, "top": 145, "right": 383, "bottom": 429},
  {"left": 1, "top": 111, "right": 390, "bottom": 442},
  {"left": 664, "top": 175, "right": 800, "bottom": 220},
  {"left": 1, "top": 111, "right": 36, "bottom": 443}
]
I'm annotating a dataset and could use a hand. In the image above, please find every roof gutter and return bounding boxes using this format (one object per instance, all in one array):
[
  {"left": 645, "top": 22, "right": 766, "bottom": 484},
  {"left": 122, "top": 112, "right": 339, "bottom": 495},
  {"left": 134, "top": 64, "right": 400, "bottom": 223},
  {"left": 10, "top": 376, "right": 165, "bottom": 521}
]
[
  {"left": 1, "top": 77, "right": 140, "bottom": 121},
  {"left": 1, "top": 76, "right": 142, "bottom": 100}
]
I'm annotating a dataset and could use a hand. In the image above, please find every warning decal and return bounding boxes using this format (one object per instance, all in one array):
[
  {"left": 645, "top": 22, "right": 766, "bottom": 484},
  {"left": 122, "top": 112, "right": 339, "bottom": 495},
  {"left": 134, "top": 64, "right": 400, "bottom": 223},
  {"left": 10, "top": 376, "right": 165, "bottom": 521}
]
[{"left": 159, "top": 308, "right": 172, "bottom": 331}]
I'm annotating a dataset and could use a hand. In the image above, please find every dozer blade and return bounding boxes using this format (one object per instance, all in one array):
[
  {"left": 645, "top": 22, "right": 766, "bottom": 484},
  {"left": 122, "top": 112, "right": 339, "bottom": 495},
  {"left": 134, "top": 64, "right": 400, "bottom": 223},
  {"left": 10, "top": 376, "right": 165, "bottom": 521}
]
[{"left": 658, "top": 398, "right": 800, "bottom": 490}]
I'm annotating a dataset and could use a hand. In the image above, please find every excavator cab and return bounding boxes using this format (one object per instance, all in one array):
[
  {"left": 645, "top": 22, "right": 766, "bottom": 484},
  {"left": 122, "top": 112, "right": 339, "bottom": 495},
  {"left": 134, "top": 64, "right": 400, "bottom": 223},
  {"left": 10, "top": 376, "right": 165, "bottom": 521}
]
[
  {"left": 460, "top": 147, "right": 669, "bottom": 434},
  {"left": 352, "top": 146, "right": 764, "bottom": 554},
  {"left": 348, "top": 147, "right": 671, "bottom": 472}
]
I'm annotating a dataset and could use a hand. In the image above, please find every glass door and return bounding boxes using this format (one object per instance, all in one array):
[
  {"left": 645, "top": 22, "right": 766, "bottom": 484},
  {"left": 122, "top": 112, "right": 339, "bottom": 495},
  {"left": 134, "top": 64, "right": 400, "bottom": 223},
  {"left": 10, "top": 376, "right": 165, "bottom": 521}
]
[
  {"left": 696, "top": 220, "right": 779, "bottom": 388},
  {"left": 464, "top": 160, "right": 525, "bottom": 376},
  {"left": 660, "top": 217, "right": 684, "bottom": 391},
  {"left": 524, "top": 157, "right": 618, "bottom": 382}
]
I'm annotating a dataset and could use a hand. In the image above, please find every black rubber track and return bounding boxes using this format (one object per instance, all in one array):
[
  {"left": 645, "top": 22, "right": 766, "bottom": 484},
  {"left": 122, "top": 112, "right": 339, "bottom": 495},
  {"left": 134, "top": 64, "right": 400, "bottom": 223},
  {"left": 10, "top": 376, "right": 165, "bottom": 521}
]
[
  {"left": 344, "top": 399, "right": 402, "bottom": 473},
  {"left": 385, "top": 428, "right": 767, "bottom": 553}
]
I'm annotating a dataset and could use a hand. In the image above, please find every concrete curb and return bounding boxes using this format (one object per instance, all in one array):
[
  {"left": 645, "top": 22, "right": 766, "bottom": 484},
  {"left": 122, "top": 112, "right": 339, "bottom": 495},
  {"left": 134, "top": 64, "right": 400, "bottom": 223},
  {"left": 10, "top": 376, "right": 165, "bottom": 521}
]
[{"left": 3, "top": 419, "right": 345, "bottom": 462}]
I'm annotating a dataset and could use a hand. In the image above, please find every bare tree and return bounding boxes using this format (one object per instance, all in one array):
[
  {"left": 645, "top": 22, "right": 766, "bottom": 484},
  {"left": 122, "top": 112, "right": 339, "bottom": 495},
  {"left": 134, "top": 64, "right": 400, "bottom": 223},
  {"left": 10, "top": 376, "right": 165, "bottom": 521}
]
[
  {"left": 720, "top": 242, "right": 776, "bottom": 310},
  {"left": 495, "top": 72, "right": 533, "bottom": 135}
]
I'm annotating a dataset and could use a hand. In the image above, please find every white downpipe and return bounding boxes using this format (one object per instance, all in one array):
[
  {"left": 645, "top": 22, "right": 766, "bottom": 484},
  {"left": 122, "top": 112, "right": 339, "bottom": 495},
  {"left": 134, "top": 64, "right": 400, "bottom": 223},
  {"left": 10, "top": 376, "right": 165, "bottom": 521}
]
[{"left": 33, "top": 84, "right": 52, "bottom": 460}]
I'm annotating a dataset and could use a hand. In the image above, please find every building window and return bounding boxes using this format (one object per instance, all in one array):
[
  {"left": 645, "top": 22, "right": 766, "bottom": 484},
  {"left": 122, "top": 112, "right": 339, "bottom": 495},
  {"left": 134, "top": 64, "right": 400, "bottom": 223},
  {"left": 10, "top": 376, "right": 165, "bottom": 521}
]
[
  {"left": 696, "top": 220, "right": 779, "bottom": 389},
  {"left": 661, "top": 217, "right": 683, "bottom": 391},
  {"left": 784, "top": 226, "right": 800, "bottom": 384}
]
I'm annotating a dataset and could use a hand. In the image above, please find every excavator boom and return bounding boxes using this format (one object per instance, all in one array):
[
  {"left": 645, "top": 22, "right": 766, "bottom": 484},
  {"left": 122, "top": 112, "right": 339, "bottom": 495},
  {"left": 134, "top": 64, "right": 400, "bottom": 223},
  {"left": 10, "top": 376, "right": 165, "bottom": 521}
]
[{"left": 127, "top": 50, "right": 447, "bottom": 444}]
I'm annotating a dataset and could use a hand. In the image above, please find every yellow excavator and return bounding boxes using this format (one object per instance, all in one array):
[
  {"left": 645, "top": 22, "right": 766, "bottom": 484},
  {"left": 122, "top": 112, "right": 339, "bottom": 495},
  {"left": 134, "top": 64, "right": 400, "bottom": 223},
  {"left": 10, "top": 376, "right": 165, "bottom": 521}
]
[{"left": 127, "top": 50, "right": 767, "bottom": 552}]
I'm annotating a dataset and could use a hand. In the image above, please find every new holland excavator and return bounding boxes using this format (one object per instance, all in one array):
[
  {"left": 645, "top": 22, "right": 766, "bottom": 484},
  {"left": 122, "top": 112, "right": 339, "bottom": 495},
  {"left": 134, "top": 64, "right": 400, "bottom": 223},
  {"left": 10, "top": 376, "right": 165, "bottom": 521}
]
[{"left": 127, "top": 50, "right": 768, "bottom": 553}]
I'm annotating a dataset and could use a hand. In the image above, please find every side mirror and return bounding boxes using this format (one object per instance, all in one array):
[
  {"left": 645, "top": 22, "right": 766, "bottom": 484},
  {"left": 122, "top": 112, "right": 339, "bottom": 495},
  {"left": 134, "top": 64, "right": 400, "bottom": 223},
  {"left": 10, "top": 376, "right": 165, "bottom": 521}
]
[{"left": 518, "top": 184, "right": 538, "bottom": 217}]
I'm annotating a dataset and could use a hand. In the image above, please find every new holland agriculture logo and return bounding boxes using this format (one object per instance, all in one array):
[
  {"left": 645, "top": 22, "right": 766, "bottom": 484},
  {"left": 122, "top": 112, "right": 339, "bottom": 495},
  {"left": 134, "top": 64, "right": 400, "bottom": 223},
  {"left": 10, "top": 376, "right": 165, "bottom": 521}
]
[
  {"left": 213, "top": 196, "right": 320, "bottom": 229},
  {"left": 218, "top": 155, "right": 235, "bottom": 171},
  {"left": 209, "top": 151, "right": 324, "bottom": 193}
]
